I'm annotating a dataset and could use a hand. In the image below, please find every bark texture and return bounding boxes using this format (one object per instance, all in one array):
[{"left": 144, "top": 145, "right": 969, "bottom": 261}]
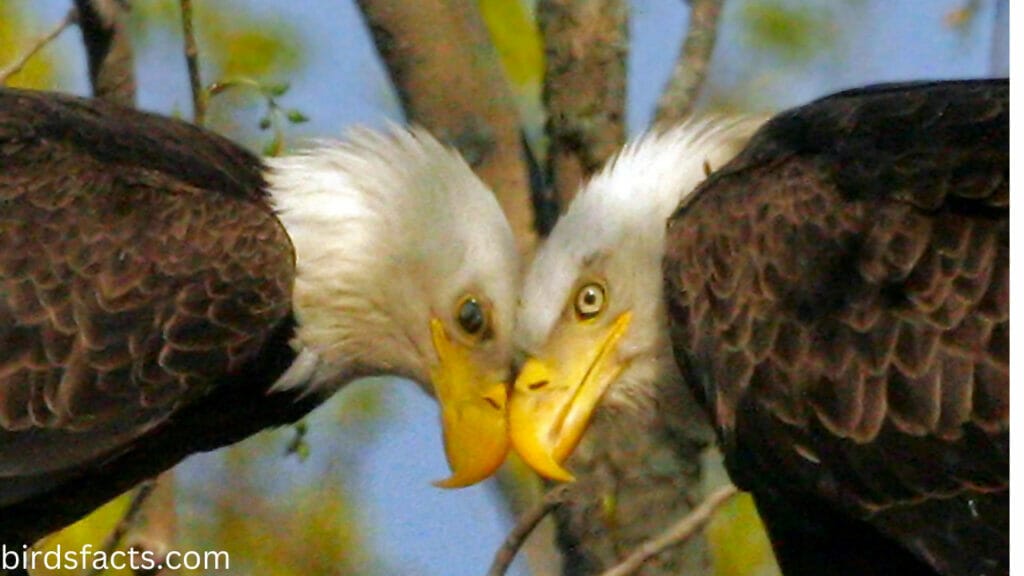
[
  {"left": 538, "top": 0, "right": 627, "bottom": 209},
  {"left": 535, "top": 2, "right": 719, "bottom": 574},
  {"left": 356, "top": 0, "right": 537, "bottom": 256},
  {"left": 554, "top": 381, "right": 713, "bottom": 575},
  {"left": 73, "top": 0, "right": 135, "bottom": 106}
]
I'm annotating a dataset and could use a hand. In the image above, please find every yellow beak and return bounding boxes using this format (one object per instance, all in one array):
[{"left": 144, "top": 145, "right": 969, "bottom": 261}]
[
  {"left": 429, "top": 318, "right": 510, "bottom": 488},
  {"left": 509, "top": 312, "right": 632, "bottom": 482}
]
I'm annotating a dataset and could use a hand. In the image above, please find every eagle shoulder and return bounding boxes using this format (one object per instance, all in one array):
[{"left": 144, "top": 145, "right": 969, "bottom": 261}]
[
  {"left": 663, "top": 79, "right": 1008, "bottom": 574},
  {"left": 0, "top": 89, "right": 296, "bottom": 483}
]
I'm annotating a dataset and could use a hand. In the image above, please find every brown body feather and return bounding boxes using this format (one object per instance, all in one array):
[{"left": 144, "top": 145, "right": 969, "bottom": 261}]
[
  {"left": 663, "top": 80, "right": 1008, "bottom": 575},
  {"left": 0, "top": 89, "right": 315, "bottom": 544}
]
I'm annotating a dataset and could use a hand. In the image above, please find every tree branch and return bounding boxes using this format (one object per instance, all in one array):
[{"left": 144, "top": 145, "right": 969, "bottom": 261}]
[
  {"left": 491, "top": 463, "right": 562, "bottom": 576},
  {"left": 0, "top": 8, "right": 78, "bottom": 85},
  {"left": 179, "top": 0, "right": 206, "bottom": 125},
  {"left": 488, "top": 485, "right": 573, "bottom": 576},
  {"left": 598, "top": 485, "right": 738, "bottom": 576},
  {"left": 654, "top": 0, "right": 726, "bottom": 125},
  {"left": 538, "top": 0, "right": 628, "bottom": 208},
  {"left": 73, "top": 0, "right": 135, "bottom": 106},
  {"left": 551, "top": 395, "right": 714, "bottom": 576},
  {"left": 355, "top": 0, "right": 536, "bottom": 256}
]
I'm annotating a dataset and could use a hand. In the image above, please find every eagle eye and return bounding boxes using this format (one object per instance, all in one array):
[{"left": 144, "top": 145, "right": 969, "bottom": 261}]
[
  {"left": 456, "top": 296, "right": 487, "bottom": 337},
  {"left": 574, "top": 283, "right": 606, "bottom": 320}
]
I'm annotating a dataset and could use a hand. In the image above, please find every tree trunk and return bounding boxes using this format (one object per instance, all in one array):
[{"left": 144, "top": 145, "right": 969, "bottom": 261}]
[{"left": 554, "top": 376, "right": 714, "bottom": 575}]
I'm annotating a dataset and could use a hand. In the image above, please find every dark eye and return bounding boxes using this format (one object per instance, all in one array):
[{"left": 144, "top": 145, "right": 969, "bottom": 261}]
[
  {"left": 457, "top": 297, "right": 487, "bottom": 336},
  {"left": 574, "top": 283, "right": 606, "bottom": 320}
]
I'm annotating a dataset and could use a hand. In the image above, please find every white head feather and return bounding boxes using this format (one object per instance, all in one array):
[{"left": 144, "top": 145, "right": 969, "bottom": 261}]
[
  {"left": 517, "top": 117, "right": 762, "bottom": 408},
  {"left": 266, "top": 126, "right": 519, "bottom": 392}
]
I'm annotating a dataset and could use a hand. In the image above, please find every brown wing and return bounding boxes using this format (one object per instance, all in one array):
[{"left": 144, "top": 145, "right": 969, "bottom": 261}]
[
  {"left": 0, "top": 89, "right": 295, "bottom": 493},
  {"left": 663, "top": 80, "right": 1008, "bottom": 575}
]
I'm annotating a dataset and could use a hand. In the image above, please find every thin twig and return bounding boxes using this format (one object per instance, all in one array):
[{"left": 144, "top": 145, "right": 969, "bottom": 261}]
[
  {"left": 0, "top": 8, "right": 78, "bottom": 85},
  {"left": 487, "top": 485, "right": 573, "bottom": 576},
  {"left": 179, "top": 0, "right": 206, "bottom": 125},
  {"left": 654, "top": 0, "right": 726, "bottom": 124},
  {"left": 598, "top": 484, "right": 739, "bottom": 576},
  {"left": 86, "top": 480, "right": 158, "bottom": 576}
]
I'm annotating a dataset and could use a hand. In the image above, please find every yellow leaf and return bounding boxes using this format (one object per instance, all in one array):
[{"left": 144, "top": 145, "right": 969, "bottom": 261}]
[
  {"left": 478, "top": 0, "right": 544, "bottom": 89},
  {"left": 31, "top": 494, "right": 135, "bottom": 576},
  {"left": 708, "top": 492, "right": 781, "bottom": 576},
  {"left": 0, "top": 0, "right": 68, "bottom": 90}
]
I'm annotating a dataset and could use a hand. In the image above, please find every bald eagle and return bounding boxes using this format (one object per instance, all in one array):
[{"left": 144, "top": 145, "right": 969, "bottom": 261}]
[
  {"left": 510, "top": 79, "right": 1008, "bottom": 575},
  {"left": 0, "top": 89, "right": 518, "bottom": 547}
]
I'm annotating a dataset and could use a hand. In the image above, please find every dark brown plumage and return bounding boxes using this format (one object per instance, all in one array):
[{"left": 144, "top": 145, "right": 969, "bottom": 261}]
[
  {"left": 0, "top": 88, "right": 523, "bottom": 550},
  {"left": 663, "top": 79, "right": 1008, "bottom": 575},
  {"left": 0, "top": 89, "right": 317, "bottom": 545}
]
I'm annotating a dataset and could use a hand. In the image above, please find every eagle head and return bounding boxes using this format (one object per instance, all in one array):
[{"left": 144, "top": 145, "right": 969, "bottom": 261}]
[
  {"left": 267, "top": 127, "right": 519, "bottom": 487},
  {"left": 510, "top": 119, "right": 757, "bottom": 481}
]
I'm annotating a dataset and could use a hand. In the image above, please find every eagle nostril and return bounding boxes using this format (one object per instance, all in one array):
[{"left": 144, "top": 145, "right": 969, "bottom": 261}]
[{"left": 527, "top": 380, "right": 549, "bottom": 391}]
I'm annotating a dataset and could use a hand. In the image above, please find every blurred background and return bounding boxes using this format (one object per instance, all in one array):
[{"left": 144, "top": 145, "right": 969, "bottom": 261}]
[{"left": 1, "top": 1, "right": 1008, "bottom": 575}]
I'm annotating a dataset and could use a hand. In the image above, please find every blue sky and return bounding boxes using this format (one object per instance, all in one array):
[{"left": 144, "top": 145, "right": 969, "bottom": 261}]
[{"left": 17, "top": 1, "right": 1008, "bottom": 574}]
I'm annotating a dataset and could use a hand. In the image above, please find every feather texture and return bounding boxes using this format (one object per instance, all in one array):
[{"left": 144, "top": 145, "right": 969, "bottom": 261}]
[
  {"left": 0, "top": 89, "right": 295, "bottom": 480},
  {"left": 0, "top": 89, "right": 304, "bottom": 542},
  {"left": 0, "top": 88, "right": 520, "bottom": 545},
  {"left": 664, "top": 79, "right": 1008, "bottom": 575}
]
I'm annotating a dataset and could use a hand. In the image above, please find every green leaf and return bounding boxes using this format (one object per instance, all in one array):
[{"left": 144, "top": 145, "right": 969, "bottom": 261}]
[
  {"left": 285, "top": 421, "right": 310, "bottom": 461},
  {"left": 740, "top": 1, "right": 833, "bottom": 63},
  {"left": 263, "top": 81, "right": 290, "bottom": 98},
  {"left": 262, "top": 135, "right": 283, "bottom": 157},
  {"left": 286, "top": 109, "right": 309, "bottom": 124}
]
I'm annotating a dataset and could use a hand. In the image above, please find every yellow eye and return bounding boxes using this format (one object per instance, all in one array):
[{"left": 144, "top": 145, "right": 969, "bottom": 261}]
[
  {"left": 574, "top": 283, "right": 606, "bottom": 320},
  {"left": 456, "top": 296, "right": 487, "bottom": 337}
]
